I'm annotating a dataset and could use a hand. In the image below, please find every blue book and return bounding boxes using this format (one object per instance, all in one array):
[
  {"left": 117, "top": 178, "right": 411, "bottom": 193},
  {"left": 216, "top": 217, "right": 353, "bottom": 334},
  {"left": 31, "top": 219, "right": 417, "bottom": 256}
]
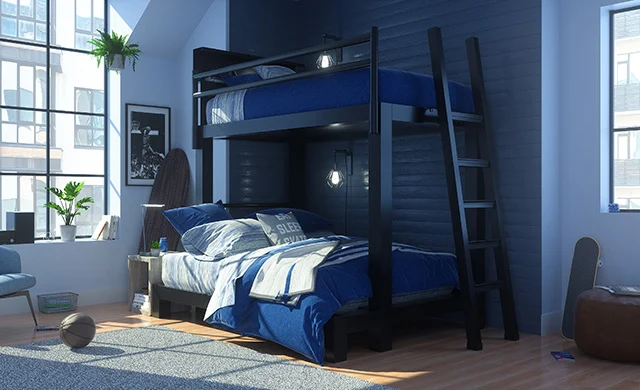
[{"left": 551, "top": 351, "right": 575, "bottom": 361}]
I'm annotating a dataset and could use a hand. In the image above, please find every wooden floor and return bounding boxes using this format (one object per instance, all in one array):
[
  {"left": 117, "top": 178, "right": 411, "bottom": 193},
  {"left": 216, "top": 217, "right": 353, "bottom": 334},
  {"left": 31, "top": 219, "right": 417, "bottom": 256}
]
[{"left": 1, "top": 303, "right": 639, "bottom": 389}]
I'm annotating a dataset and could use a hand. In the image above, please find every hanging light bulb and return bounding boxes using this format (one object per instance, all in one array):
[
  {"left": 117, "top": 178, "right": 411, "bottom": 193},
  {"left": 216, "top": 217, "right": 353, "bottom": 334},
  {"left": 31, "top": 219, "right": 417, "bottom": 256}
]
[
  {"left": 326, "top": 162, "right": 345, "bottom": 188},
  {"left": 316, "top": 51, "right": 336, "bottom": 69}
]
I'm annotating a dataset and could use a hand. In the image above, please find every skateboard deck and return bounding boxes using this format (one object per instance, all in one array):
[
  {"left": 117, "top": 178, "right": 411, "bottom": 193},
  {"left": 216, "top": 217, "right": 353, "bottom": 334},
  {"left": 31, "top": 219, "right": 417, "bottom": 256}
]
[
  {"left": 561, "top": 236, "right": 600, "bottom": 340},
  {"left": 138, "top": 148, "right": 190, "bottom": 253}
]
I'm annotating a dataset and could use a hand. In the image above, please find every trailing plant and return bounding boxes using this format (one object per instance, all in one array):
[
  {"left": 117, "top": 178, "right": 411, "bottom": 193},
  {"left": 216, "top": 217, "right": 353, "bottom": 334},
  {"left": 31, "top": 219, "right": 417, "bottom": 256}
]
[
  {"left": 150, "top": 240, "right": 160, "bottom": 250},
  {"left": 87, "top": 30, "right": 142, "bottom": 71},
  {"left": 44, "top": 181, "right": 94, "bottom": 226}
]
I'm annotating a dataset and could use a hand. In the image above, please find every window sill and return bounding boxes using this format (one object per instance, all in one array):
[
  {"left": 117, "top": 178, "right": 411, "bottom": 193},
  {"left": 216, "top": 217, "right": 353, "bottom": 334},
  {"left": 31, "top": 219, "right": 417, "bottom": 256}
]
[{"left": 13, "top": 238, "right": 119, "bottom": 246}]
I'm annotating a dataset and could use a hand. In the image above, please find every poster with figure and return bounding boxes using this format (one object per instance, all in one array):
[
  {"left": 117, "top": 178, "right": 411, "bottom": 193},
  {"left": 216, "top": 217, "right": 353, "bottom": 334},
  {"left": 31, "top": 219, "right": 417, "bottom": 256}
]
[{"left": 125, "top": 104, "right": 171, "bottom": 186}]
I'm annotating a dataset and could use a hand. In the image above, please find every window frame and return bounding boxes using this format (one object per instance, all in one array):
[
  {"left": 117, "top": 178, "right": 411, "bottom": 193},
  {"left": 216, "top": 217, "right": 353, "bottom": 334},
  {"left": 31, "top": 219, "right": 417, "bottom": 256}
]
[
  {"left": 0, "top": 0, "right": 108, "bottom": 237},
  {"left": 0, "top": 0, "right": 47, "bottom": 43}
]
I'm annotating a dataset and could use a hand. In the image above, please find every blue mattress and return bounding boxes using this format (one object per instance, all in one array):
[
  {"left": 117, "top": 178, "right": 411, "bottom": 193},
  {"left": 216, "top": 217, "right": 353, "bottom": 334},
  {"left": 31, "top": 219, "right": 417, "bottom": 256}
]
[
  {"left": 204, "top": 237, "right": 459, "bottom": 364},
  {"left": 206, "top": 67, "right": 474, "bottom": 124}
]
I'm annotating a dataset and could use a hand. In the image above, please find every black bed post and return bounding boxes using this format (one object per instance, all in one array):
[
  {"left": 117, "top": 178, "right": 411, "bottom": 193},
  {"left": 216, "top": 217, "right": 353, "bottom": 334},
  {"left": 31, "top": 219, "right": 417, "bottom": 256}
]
[
  {"left": 192, "top": 57, "right": 213, "bottom": 204},
  {"left": 368, "top": 26, "right": 393, "bottom": 353}
]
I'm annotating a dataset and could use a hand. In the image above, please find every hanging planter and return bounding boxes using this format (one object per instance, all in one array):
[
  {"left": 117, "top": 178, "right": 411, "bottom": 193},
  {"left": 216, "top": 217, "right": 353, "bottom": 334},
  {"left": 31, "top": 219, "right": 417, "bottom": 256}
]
[{"left": 88, "top": 30, "right": 142, "bottom": 72}]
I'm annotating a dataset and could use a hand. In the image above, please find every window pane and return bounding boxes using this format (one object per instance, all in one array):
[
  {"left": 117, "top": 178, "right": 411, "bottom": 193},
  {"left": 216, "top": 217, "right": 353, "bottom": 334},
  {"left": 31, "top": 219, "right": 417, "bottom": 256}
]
[
  {"left": 49, "top": 176, "right": 104, "bottom": 238},
  {"left": 613, "top": 130, "right": 640, "bottom": 209},
  {"left": 1, "top": 0, "right": 17, "bottom": 16},
  {"left": 35, "top": 22, "right": 44, "bottom": 41},
  {"left": 0, "top": 108, "right": 47, "bottom": 171},
  {"left": 1, "top": 16, "right": 16, "bottom": 37},
  {"left": 53, "top": 0, "right": 104, "bottom": 49},
  {"left": 50, "top": 51, "right": 104, "bottom": 111},
  {"left": 35, "top": 0, "right": 44, "bottom": 21},
  {"left": 0, "top": 174, "right": 46, "bottom": 238},
  {"left": 0, "top": 43, "right": 48, "bottom": 110},
  {"left": 51, "top": 112, "right": 104, "bottom": 173},
  {"left": 17, "top": 19, "right": 32, "bottom": 40},
  {"left": 631, "top": 53, "right": 640, "bottom": 84},
  {"left": 19, "top": 0, "right": 32, "bottom": 17}
]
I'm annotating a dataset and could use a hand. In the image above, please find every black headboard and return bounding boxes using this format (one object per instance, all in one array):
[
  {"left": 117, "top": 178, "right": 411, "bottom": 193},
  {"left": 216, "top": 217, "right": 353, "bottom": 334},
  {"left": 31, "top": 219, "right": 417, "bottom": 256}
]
[
  {"left": 222, "top": 202, "right": 290, "bottom": 219},
  {"left": 193, "top": 47, "right": 304, "bottom": 77}
]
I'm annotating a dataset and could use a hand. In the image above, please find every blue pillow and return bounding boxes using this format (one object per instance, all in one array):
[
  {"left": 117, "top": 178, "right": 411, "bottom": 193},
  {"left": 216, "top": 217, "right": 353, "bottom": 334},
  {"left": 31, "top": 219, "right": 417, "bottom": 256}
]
[
  {"left": 220, "top": 73, "right": 262, "bottom": 86},
  {"left": 163, "top": 201, "right": 232, "bottom": 235},
  {"left": 244, "top": 208, "right": 332, "bottom": 234}
]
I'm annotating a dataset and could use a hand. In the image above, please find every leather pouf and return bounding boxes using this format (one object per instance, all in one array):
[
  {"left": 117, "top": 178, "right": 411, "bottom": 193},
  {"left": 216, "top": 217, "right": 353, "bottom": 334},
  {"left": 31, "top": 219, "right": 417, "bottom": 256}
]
[{"left": 574, "top": 288, "right": 640, "bottom": 362}]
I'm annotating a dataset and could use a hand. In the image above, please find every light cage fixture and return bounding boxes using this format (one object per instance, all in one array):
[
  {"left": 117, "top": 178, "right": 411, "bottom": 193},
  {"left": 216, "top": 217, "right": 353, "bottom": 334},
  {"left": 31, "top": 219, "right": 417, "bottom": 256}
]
[
  {"left": 316, "top": 34, "right": 340, "bottom": 69},
  {"left": 326, "top": 149, "right": 352, "bottom": 188}
]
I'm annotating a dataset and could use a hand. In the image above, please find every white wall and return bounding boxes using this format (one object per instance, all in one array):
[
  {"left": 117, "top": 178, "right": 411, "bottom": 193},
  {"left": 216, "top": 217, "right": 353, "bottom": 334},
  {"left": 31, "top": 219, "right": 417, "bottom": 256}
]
[
  {"left": 559, "top": 0, "right": 640, "bottom": 304},
  {"left": 541, "top": 0, "right": 562, "bottom": 334},
  {"left": 174, "top": 0, "right": 229, "bottom": 204}
]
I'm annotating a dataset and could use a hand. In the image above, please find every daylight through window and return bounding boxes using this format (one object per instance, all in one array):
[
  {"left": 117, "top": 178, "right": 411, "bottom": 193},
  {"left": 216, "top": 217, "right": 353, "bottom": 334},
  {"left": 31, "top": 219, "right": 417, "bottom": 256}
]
[{"left": 0, "top": 0, "right": 107, "bottom": 238}]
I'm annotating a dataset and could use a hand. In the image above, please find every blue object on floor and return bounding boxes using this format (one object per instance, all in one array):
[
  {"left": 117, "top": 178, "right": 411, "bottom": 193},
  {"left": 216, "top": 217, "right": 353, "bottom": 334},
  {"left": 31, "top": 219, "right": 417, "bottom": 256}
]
[{"left": 0, "top": 246, "right": 38, "bottom": 326}]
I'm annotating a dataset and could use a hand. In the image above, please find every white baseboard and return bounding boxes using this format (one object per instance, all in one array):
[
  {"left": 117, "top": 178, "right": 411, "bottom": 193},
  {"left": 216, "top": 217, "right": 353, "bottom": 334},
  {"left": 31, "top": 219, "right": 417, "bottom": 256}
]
[{"left": 541, "top": 310, "right": 562, "bottom": 335}]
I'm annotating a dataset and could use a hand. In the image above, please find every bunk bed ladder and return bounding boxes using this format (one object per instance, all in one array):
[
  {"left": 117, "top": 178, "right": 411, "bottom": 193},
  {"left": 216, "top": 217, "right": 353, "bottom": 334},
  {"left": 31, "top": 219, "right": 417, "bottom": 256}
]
[{"left": 427, "top": 27, "right": 519, "bottom": 350}]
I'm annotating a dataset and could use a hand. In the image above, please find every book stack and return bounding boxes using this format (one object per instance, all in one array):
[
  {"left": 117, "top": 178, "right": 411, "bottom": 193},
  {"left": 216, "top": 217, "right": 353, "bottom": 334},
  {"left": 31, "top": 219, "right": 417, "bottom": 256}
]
[
  {"left": 91, "top": 215, "right": 121, "bottom": 240},
  {"left": 131, "top": 292, "right": 150, "bottom": 315}
]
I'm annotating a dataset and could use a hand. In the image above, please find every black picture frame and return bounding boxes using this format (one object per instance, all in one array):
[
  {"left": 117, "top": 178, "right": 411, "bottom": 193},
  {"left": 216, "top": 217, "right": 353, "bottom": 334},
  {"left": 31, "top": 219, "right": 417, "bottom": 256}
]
[{"left": 125, "top": 104, "right": 171, "bottom": 186}]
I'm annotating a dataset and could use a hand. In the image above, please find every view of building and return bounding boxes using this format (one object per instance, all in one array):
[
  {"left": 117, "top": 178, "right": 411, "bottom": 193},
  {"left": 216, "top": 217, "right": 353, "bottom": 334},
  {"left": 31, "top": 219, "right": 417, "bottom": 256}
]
[{"left": 0, "top": 0, "right": 105, "bottom": 238}]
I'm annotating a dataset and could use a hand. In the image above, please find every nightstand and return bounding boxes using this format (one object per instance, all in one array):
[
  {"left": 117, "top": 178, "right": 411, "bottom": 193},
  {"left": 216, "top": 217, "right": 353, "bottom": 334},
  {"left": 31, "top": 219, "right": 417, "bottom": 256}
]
[{"left": 127, "top": 254, "right": 163, "bottom": 314}]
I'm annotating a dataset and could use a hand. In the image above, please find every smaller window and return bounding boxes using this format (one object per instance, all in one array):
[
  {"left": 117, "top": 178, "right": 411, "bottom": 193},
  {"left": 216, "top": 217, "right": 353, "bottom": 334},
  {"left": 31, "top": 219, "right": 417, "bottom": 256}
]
[{"left": 74, "top": 88, "right": 104, "bottom": 148}]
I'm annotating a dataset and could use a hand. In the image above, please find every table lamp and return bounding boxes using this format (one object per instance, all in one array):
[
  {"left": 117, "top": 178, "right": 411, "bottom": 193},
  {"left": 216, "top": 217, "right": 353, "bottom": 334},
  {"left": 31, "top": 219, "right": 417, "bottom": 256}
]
[{"left": 141, "top": 203, "right": 165, "bottom": 255}]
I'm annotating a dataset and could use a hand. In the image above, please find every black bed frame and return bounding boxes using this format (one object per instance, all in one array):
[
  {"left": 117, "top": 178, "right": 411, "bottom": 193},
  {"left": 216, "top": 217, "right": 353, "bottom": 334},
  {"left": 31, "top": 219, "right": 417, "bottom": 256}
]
[{"left": 151, "top": 26, "right": 519, "bottom": 363}]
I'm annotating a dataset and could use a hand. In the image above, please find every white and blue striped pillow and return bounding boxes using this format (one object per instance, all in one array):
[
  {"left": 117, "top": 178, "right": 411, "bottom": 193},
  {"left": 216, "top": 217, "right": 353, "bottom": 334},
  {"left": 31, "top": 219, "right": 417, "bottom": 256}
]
[
  {"left": 181, "top": 218, "right": 271, "bottom": 261},
  {"left": 253, "top": 65, "right": 295, "bottom": 80}
]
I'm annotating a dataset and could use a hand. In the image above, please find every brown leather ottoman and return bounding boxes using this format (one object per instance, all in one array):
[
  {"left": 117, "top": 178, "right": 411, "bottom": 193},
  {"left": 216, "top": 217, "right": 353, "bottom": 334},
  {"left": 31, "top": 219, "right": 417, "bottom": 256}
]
[{"left": 574, "top": 288, "right": 640, "bottom": 362}]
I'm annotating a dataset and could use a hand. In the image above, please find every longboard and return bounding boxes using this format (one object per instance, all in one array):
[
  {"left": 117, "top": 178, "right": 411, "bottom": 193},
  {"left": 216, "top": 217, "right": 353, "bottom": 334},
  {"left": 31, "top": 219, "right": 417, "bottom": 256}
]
[
  {"left": 561, "top": 236, "right": 600, "bottom": 340},
  {"left": 138, "top": 148, "right": 190, "bottom": 253}
]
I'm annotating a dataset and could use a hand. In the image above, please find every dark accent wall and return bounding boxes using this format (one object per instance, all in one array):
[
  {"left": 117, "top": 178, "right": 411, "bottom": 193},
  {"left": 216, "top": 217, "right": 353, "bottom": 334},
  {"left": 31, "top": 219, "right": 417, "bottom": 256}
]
[{"left": 226, "top": 0, "right": 543, "bottom": 334}]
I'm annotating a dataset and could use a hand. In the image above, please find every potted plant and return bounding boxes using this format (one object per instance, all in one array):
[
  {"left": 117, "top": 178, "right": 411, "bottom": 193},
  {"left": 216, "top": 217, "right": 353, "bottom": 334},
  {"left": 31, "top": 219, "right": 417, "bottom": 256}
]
[
  {"left": 44, "top": 181, "right": 94, "bottom": 242},
  {"left": 87, "top": 30, "right": 142, "bottom": 72},
  {"left": 150, "top": 241, "right": 161, "bottom": 257}
]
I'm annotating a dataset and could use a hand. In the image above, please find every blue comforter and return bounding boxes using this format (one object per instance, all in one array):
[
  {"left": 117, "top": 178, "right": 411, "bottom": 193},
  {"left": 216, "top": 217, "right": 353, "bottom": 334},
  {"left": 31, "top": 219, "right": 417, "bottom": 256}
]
[
  {"left": 206, "top": 67, "right": 475, "bottom": 124},
  {"left": 205, "top": 237, "right": 458, "bottom": 364}
]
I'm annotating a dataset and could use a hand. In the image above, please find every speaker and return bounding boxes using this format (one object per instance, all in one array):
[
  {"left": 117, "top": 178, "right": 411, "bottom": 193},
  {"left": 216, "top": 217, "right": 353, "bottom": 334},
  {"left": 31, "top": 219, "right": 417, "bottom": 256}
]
[{"left": 6, "top": 212, "right": 34, "bottom": 244}]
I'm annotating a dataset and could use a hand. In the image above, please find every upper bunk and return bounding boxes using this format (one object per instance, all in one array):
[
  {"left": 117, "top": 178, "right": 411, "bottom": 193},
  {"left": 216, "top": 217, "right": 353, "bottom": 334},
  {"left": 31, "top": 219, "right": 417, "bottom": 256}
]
[{"left": 191, "top": 27, "right": 485, "bottom": 144}]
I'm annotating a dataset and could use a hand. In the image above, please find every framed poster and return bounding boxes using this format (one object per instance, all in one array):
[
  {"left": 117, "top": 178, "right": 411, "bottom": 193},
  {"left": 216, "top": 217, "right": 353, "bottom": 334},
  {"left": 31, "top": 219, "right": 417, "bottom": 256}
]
[{"left": 125, "top": 104, "right": 171, "bottom": 186}]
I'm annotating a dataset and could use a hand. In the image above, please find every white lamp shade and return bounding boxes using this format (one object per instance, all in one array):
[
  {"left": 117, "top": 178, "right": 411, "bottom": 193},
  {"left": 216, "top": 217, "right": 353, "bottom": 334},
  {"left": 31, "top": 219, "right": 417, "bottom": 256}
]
[
  {"left": 316, "top": 51, "right": 336, "bottom": 69},
  {"left": 326, "top": 167, "right": 345, "bottom": 188}
]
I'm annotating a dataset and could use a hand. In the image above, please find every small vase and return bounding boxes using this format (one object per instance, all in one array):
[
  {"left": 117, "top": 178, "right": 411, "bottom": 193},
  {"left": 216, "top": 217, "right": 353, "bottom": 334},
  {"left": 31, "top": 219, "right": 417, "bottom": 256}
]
[
  {"left": 109, "top": 54, "right": 125, "bottom": 71},
  {"left": 60, "top": 225, "right": 77, "bottom": 242},
  {"left": 150, "top": 248, "right": 161, "bottom": 257}
]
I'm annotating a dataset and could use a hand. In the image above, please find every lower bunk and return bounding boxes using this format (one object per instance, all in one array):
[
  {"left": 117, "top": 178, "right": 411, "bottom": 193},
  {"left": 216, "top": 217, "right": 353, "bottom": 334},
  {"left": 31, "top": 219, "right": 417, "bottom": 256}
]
[{"left": 151, "top": 239, "right": 462, "bottom": 364}]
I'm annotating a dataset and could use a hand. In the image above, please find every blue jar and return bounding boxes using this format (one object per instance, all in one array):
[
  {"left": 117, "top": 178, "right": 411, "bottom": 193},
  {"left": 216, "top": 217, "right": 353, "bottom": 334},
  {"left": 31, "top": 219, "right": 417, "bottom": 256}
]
[{"left": 159, "top": 237, "right": 169, "bottom": 252}]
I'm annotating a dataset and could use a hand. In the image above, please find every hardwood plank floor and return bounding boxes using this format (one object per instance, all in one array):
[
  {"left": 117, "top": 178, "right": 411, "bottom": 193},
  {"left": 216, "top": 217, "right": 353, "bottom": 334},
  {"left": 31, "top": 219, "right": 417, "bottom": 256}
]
[{"left": 1, "top": 302, "right": 638, "bottom": 389}]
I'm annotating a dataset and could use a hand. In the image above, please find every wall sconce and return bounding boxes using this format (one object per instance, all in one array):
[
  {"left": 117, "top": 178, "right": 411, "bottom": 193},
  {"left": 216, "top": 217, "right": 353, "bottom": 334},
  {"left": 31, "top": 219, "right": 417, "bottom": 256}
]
[
  {"left": 317, "top": 34, "right": 340, "bottom": 69},
  {"left": 326, "top": 149, "right": 352, "bottom": 188},
  {"left": 141, "top": 203, "right": 165, "bottom": 254}
]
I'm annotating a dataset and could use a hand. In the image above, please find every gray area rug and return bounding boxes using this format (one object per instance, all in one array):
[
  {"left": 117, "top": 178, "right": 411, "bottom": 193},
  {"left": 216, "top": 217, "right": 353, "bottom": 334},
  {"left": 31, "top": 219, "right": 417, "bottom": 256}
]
[{"left": 0, "top": 326, "right": 392, "bottom": 390}]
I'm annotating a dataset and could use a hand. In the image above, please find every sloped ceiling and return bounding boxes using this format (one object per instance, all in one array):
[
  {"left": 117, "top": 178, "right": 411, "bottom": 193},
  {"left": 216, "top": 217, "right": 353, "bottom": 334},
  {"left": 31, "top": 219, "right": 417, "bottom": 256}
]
[{"left": 130, "top": 0, "right": 216, "bottom": 58}]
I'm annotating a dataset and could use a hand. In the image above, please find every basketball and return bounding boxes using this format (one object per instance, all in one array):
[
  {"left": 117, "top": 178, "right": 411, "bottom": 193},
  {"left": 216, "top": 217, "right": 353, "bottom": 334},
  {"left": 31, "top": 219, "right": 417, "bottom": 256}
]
[{"left": 59, "top": 313, "right": 96, "bottom": 348}]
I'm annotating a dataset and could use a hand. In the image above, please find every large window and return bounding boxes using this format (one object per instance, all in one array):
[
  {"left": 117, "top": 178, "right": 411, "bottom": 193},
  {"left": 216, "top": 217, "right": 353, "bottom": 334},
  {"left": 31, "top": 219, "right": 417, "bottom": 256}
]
[
  {"left": 0, "top": 0, "right": 107, "bottom": 238},
  {"left": 612, "top": 8, "right": 640, "bottom": 210}
]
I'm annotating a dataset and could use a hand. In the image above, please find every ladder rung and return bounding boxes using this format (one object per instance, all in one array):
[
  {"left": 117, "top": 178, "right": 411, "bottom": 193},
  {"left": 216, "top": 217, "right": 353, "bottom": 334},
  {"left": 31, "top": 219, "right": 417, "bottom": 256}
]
[
  {"left": 463, "top": 200, "right": 495, "bottom": 209},
  {"left": 475, "top": 281, "right": 504, "bottom": 293},
  {"left": 458, "top": 158, "right": 489, "bottom": 168},
  {"left": 469, "top": 239, "right": 500, "bottom": 250}
]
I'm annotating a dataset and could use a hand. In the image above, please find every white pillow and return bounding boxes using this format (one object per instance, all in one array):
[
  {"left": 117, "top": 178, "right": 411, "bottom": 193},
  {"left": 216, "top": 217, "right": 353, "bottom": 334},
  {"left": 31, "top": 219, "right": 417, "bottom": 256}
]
[
  {"left": 253, "top": 65, "right": 295, "bottom": 80},
  {"left": 257, "top": 212, "right": 307, "bottom": 245},
  {"left": 181, "top": 218, "right": 271, "bottom": 260}
]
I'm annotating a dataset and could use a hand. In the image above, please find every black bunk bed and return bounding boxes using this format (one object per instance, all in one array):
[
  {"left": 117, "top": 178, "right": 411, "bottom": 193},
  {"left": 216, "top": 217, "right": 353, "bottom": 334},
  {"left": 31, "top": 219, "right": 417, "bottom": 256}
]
[{"left": 151, "top": 26, "right": 519, "bottom": 363}]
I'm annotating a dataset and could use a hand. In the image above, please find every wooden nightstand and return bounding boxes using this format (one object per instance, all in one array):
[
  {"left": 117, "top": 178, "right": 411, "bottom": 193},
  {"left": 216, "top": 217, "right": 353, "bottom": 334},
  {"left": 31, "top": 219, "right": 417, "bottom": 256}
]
[{"left": 127, "top": 254, "right": 163, "bottom": 314}]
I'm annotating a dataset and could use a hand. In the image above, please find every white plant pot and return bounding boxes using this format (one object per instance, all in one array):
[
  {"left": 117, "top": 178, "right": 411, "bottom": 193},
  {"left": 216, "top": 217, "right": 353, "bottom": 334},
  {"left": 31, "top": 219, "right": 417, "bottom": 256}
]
[
  {"left": 109, "top": 54, "right": 125, "bottom": 71},
  {"left": 150, "top": 248, "right": 161, "bottom": 257},
  {"left": 60, "top": 225, "right": 77, "bottom": 242}
]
